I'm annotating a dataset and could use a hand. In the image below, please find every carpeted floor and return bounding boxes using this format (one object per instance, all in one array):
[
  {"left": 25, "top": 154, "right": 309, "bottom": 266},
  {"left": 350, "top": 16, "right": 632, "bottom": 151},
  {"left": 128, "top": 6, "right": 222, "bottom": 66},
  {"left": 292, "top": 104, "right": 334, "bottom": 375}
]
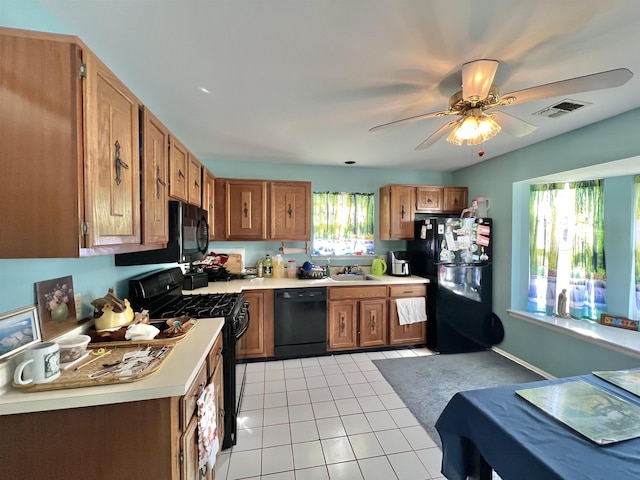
[{"left": 373, "top": 350, "right": 546, "bottom": 447}]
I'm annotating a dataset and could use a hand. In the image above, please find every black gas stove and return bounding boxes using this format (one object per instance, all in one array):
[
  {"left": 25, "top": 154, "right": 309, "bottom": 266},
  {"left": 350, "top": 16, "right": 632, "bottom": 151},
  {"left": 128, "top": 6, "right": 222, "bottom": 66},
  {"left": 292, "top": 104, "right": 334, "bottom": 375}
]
[{"left": 127, "top": 267, "right": 248, "bottom": 450}]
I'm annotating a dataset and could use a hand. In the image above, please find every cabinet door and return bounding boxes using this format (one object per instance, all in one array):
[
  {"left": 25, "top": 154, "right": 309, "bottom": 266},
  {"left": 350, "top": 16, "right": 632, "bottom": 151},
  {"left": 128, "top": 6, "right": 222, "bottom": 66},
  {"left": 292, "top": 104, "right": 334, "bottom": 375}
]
[
  {"left": 180, "top": 415, "right": 200, "bottom": 480},
  {"left": 443, "top": 187, "right": 468, "bottom": 213},
  {"left": 0, "top": 32, "right": 84, "bottom": 258},
  {"left": 169, "top": 135, "right": 189, "bottom": 202},
  {"left": 270, "top": 181, "right": 311, "bottom": 240},
  {"left": 238, "top": 290, "right": 274, "bottom": 359},
  {"left": 213, "top": 355, "right": 225, "bottom": 456},
  {"left": 141, "top": 108, "right": 169, "bottom": 245},
  {"left": 85, "top": 52, "right": 141, "bottom": 248},
  {"left": 415, "top": 186, "right": 443, "bottom": 212},
  {"left": 328, "top": 301, "right": 357, "bottom": 350},
  {"left": 188, "top": 155, "right": 203, "bottom": 207},
  {"left": 180, "top": 406, "right": 214, "bottom": 480},
  {"left": 225, "top": 179, "right": 268, "bottom": 240},
  {"left": 203, "top": 171, "right": 216, "bottom": 241},
  {"left": 359, "top": 299, "right": 387, "bottom": 347},
  {"left": 388, "top": 298, "right": 427, "bottom": 345},
  {"left": 380, "top": 185, "right": 415, "bottom": 240}
]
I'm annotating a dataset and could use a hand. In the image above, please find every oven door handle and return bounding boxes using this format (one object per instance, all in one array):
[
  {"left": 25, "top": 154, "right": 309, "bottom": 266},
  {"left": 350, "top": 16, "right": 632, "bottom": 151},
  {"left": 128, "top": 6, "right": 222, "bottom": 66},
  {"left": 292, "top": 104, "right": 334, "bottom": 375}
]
[{"left": 235, "top": 310, "right": 250, "bottom": 340}]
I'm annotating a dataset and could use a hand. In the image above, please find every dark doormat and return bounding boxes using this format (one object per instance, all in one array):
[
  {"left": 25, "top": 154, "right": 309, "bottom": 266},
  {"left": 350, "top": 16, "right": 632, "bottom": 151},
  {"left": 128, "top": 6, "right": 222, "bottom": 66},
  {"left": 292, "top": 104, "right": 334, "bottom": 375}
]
[{"left": 373, "top": 350, "right": 546, "bottom": 447}]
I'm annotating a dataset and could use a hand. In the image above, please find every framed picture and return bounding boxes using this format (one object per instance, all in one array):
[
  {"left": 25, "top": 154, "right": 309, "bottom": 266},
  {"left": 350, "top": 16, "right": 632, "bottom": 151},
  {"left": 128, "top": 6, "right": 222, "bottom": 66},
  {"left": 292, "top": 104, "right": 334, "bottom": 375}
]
[
  {"left": 35, "top": 275, "right": 78, "bottom": 341},
  {"left": 0, "top": 305, "right": 42, "bottom": 361}
]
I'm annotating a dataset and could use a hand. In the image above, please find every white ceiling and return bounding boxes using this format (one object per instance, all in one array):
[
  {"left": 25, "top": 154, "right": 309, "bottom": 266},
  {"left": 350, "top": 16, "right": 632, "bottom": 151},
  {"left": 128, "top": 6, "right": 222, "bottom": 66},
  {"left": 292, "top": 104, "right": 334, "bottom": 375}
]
[{"left": 38, "top": 0, "right": 640, "bottom": 171}]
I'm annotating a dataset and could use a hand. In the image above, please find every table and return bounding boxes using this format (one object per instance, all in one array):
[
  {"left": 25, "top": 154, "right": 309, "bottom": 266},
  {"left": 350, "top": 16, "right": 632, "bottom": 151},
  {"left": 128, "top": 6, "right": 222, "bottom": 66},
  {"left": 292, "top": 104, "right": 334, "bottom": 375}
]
[{"left": 435, "top": 373, "right": 640, "bottom": 480}]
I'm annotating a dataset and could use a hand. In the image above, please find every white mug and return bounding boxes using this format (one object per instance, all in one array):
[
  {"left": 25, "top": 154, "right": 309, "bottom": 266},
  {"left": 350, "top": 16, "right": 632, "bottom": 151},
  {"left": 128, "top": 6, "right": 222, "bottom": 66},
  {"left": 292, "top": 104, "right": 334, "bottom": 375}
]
[{"left": 14, "top": 341, "right": 60, "bottom": 385}]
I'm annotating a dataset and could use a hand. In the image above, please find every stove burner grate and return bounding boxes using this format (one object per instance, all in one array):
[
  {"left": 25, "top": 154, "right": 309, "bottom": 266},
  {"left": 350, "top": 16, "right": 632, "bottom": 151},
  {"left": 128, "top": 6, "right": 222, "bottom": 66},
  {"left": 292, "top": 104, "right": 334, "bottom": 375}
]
[{"left": 158, "top": 293, "right": 241, "bottom": 319}]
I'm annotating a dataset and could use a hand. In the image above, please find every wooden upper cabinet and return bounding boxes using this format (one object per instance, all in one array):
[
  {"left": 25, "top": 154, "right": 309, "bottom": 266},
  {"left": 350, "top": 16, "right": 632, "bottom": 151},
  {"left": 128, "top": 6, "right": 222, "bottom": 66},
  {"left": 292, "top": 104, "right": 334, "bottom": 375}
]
[
  {"left": 443, "top": 186, "right": 468, "bottom": 213},
  {"left": 168, "top": 135, "right": 189, "bottom": 203},
  {"left": 169, "top": 136, "right": 202, "bottom": 207},
  {"left": 222, "top": 179, "right": 268, "bottom": 240},
  {"left": 416, "top": 186, "right": 444, "bottom": 212},
  {"left": 188, "top": 155, "right": 202, "bottom": 207},
  {"left": 379, "top": 185, "right": 415, "bottom": 240},
  {"left": 0, "top": 27, "right": 142, "bottom": 257},
  {"left": 140, "top": 108, "right": 169, "bottom": 246},
  {"left": 270, "top": 181, "right": 311, "bottom": 240},
  {"left": 415, "top": 186, "right": 468, "bottom": 214},
  {"left": 202, "top": 170, "right": 216, "bottom": 241}
]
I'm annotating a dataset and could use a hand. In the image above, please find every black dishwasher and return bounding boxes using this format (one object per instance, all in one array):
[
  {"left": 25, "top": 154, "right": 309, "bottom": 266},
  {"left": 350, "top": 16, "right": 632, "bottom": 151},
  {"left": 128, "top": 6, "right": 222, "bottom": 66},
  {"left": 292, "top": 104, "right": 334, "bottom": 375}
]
[{"left": 274, "top": 287, "right": 327, "bottom": 359}]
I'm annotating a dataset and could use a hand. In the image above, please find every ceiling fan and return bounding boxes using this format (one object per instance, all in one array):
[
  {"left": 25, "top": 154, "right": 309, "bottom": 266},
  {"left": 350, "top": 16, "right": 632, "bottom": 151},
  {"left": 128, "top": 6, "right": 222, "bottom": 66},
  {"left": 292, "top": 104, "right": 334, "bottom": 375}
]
[{"left": 369, "top": 60, "right": 633, "bottom": 150}]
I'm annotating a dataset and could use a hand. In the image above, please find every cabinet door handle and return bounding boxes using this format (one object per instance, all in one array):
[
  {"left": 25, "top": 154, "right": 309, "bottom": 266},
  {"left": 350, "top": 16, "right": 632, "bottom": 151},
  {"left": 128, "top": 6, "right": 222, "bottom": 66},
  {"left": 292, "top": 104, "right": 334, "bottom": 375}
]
[
  {"left": 371, "top": 314, "right": 376, "bottom": 330},
  {"left": 243, "top": 202, "right": 249, "bottom": 217},
  {"left": 196, "top": 383, "right": 205, "bottom": 398},
  {"left": 194, "top": 179, "right": 200, "bottom": 189},
  {"left": 114, "top": 140, "right": 129, "bottom": 185},
  {"left": 340, "top": 315, "right": 345, "bottom": 332},
  {"left": 401, "top": 205, "right": 405, "bottom": 219},
  {"left": 156, "top": 165, "right": 166, "bottom": 199},
  {"left": 287, "top": 203, "right": 293, "bottom": 218},
  {"left": 178, "top": 169, "right": 185, "bottom": 179}
]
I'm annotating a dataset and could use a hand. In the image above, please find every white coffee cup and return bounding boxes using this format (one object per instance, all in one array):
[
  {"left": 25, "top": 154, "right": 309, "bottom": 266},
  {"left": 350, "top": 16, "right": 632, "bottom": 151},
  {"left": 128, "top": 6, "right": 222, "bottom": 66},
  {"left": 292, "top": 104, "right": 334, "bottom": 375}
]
[{"left": 14, "top": 341, "right": 61, "bottom": 385}]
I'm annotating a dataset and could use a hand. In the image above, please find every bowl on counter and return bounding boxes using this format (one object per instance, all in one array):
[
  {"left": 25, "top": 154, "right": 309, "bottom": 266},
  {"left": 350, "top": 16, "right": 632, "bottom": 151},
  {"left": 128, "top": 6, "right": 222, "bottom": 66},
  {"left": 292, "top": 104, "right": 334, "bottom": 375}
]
[{"left": 56, "top": 334, "right": 91, "bottom": 363}]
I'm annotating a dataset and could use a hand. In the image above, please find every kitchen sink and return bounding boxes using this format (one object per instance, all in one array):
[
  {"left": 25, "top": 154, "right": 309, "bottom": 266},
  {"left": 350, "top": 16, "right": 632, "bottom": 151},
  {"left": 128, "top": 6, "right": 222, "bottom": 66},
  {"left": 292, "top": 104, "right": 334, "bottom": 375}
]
[{"left": 329, "top": 274, "right": 380, "bottom": 282}]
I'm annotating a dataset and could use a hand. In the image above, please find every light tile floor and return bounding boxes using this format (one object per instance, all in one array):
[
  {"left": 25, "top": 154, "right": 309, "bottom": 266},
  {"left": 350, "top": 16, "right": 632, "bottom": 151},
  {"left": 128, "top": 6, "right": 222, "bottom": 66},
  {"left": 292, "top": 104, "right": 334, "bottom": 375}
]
[{"left": 215, "top": 348, "right": 447, "bottom": 480}]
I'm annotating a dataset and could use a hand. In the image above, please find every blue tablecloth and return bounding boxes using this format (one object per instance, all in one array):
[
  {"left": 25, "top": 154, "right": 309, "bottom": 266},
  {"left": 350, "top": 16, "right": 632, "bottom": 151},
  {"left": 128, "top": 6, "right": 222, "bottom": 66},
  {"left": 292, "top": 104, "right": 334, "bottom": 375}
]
[{"left": 435, "top": 374, "right": 640, "bottom": 480}]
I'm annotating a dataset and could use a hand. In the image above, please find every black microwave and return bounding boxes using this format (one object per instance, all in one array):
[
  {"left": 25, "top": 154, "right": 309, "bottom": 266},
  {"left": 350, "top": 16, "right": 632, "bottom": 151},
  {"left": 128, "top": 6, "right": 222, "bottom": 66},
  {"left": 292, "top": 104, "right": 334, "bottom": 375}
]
[{"left": 115, "top": 201, "right": 209, "bottom": 266}]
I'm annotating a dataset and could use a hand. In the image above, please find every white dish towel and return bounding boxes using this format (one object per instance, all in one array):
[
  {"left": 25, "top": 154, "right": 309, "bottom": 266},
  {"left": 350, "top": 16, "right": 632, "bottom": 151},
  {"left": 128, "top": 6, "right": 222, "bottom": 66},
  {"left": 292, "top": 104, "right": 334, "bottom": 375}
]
[{"left": 396, "top": 297, "right": 427, "bottom": 325}]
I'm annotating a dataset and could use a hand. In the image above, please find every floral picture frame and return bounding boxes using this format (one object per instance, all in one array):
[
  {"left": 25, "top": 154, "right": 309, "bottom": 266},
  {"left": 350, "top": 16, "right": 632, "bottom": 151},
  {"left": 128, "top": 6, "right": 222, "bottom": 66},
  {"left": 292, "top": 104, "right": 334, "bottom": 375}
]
[
  {"left": 35, "top": 275, "right": 78, "bottom": 341},
  {"left": 0, "top": 305, "right": 42, "bottom": 361}
]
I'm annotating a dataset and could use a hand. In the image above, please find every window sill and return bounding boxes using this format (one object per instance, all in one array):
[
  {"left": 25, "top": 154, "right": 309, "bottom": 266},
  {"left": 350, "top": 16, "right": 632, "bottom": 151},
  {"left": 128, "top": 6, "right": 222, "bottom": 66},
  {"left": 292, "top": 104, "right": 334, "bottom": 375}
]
[{"left": 508, "top": 310, "right": 640, "bottom": 360}]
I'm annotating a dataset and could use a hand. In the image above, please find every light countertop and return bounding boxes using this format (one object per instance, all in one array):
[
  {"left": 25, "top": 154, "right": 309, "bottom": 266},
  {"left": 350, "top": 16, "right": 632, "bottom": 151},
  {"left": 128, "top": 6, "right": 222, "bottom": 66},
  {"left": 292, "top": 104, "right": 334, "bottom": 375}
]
[
  {"left": 188, "top": 274, "right": 429, "bottom": 294},
  {"left": 0, "top": 318, "right": 224, "bottom": 415}
]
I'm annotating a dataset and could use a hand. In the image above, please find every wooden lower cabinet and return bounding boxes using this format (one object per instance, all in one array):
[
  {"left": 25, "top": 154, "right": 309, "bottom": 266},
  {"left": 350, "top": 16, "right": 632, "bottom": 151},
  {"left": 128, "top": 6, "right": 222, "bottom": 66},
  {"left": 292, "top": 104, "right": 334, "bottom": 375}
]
[
  {"left": 328, "top": 286, "right": 388, "bottom": 351},
  {"left": 0, "top": 335, "right": 224, "bottom": 480},
  {"left": 388, "top": 285, "right": 428, "bottom": 346},
  {"left": 237, "top": 289, "right": 275, "bottom": 359},
  {"left": 328, "top": 300, "right": 357, "bottom": 349}
]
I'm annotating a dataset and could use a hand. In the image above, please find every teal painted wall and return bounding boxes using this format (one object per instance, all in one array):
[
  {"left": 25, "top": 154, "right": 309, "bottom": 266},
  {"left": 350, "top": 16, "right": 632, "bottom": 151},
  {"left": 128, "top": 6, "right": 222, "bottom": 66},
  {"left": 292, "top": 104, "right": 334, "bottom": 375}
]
[{"left": 453, "top": 108, "right": 640, "bottom": 377}]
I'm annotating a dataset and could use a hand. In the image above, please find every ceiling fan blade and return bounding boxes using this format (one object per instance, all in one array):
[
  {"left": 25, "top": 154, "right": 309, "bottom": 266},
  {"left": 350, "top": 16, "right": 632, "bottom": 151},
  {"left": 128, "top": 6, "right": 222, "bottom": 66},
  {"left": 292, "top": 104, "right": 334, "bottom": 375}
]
[
  {"left": 415, "top": 121, "right": 457, "bottom": 151},
  {"left": 502, "top": 68, "right": 633, "bottom": 106},
  {"left": 369, "top": 109, "right": 448, "bottom": 132},
  {"left": 462, "top": 59, "right": 499, "bottom": 102},
  {"left": 491, "top": 111, "right": 537, "bottom": 137}
]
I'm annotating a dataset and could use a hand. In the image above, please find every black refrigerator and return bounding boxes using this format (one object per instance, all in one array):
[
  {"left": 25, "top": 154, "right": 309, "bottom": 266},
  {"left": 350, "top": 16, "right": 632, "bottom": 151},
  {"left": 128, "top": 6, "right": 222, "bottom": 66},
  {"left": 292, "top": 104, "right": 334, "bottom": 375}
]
[{"left": 407, "top": 217, "right": 504, "bottom": 353}]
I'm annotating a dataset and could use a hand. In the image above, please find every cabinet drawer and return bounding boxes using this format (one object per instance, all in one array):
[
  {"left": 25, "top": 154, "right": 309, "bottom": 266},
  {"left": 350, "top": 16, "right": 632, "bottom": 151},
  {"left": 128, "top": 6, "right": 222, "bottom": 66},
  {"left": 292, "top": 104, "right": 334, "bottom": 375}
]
[
  {"left": 328, "top": 286, "right": 387, "bottom": 300},
  {"left": 207, "top": 333, "right": 224, "bottom": 379},
  {"left": 181, "top": 361, "right": 208, "bottom": 429},
  {"left": 389, "top": 285, "right": 427, "bottom": 298}
]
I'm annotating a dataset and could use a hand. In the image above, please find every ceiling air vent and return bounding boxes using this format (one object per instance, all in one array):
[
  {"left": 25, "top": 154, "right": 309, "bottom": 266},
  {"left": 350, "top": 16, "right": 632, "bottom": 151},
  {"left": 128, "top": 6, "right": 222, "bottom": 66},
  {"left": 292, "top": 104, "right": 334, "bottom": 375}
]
[{"left": 533, "top": 99, "right": 591, "bottom": 119}]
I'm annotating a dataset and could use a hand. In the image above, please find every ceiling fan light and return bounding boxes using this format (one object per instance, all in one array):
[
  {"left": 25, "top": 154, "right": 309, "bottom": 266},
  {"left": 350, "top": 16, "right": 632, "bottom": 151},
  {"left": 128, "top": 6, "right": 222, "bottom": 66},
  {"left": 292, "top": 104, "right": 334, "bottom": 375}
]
[
  {"left": 477, "top": 115, "right": 501, "bottom": 141},
  {"left": 446, "top": 115, "right": 501, "bottom": 146}
]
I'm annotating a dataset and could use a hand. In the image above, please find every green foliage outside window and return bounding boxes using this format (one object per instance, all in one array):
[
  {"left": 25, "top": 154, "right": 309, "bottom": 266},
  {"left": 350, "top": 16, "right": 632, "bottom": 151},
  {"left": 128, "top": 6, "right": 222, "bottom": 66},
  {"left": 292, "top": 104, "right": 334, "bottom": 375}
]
[{"left": 312, "top": 192, "right": 374, "bottom": 256}]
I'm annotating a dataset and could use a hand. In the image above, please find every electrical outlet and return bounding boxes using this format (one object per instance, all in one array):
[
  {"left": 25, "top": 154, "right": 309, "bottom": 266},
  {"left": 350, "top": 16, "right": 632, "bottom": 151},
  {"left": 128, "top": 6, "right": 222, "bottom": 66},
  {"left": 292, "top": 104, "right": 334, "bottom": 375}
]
[{"left": 74, "top": 293, "right": 82, "bottom": 316}]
